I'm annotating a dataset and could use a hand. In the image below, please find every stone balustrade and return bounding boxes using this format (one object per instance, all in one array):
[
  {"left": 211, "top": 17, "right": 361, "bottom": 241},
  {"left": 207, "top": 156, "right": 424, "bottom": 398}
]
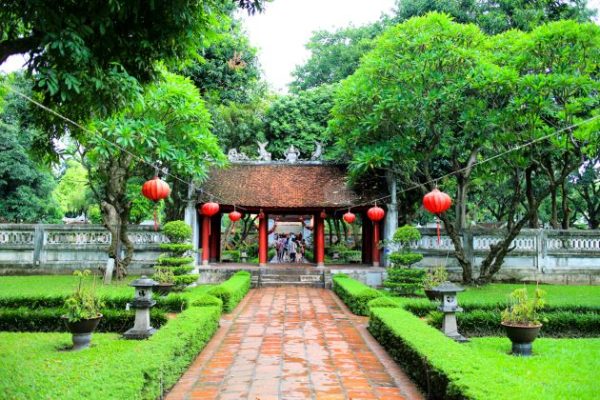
[
  {"left": 408, "top": 228, "right": 600, "bottom": 284},
  {"left": 0, "top": 224, "right": 167, "bottom": 274}
]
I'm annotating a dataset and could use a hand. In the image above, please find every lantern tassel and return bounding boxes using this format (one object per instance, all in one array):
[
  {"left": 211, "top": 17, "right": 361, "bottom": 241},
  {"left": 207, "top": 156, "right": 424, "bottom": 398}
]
[
  {"left": 153, "top": 207, "right": 158, "bottom": 232},
  {"left": 436, "top": 216, "right": 441, "bottom": 245}
]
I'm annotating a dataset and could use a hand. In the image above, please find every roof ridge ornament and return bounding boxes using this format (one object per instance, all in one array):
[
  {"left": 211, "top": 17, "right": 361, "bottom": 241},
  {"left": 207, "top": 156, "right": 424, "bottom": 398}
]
[
  {"left": 257, "top": 141, "right": 271, "bottom": 161},
  {"left": 284, "top": 144, "right": 300, "bottom": 163}
]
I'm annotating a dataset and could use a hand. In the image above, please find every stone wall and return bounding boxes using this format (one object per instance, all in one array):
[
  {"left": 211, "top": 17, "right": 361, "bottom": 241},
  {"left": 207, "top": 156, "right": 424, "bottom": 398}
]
[
  {"left": 0, "top": 224, "right": 598, "bottom": 284},
  {"left": 408, "top": 228, "right": 600, "bottom": 284},
  {"left": 0, "top": 224, "right": 166, "bottom": 275}
]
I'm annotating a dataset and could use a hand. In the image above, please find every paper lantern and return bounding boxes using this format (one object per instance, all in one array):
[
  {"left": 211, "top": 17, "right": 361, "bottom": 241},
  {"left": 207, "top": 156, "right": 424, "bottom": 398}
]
[
  {"left": 343, "top": 211, "right": 356, "bottom": 224},
  {"left": 200, "top": 202, "right": 220, "bottom": 217},
  {"left": 367, "top": 205, "right": 385, "bottom": 222},
  {"left": 423, "top": 188, "right": 452, "bottom": 215}
]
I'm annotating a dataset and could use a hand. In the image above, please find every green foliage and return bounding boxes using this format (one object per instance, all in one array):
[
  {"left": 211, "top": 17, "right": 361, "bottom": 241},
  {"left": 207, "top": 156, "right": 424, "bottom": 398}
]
[
  {"left": 156, "top": 257, "right": 195, "bottom": 266},
  {"left": 369, "top": 307, "right": 600, "bottom": 399},
  {"left": 263, "top": 84, "right": 335, "bottom": 157},
  {"left": 191, "top": 295, "right": 223, "bottom": 311},
  {"left": 367, "top": 296, "right": 401, "bottom": 310},
  {"left": 341, "top": 250, "right": 362, "bottom": 263},
  {"left": 392, "top": 225, "right": 422, "bottom": 247},
  {"left": 221, "top": 250, "right": 241, "bottom": 262},
  {"left": 159, "top": 243, "right": 194, "bottom": 254},
  {"left": 501, "top": 287, "right": 546, "bottom": 326},
  {"left": 0, "top": 75, "right": 62, "bottom": 223},
  {"left": 383, "top": 268, "right": 426, "bottom": 296},
  {"left": 53, "top": 159, "right": 95, "bottom": 217},
  {"left": 388, "top": 253, "right": 424, "bottom": 267},
  {"left": 332, "top": 275, "right": 382, "bottom": 316},
  {"left": 152, "top": 267, "right": 175, "bottom": 285},
  {"left": 207, "top": 271, "right": 251, "bottom": 313},
  {"left": 162, "top": 220, "right": 193, "bottom": 243},
  {"left": 63, "top": 270, "right": 104, "bottom": 322},
  {"left": 394, "top": 0, "right": 595, "bottom": 35},
  {"left": 0, "top": 304, "right": 221, "bottom": 399},
  {"left": 423, "top": 266, "right": 449, "bottom": 289},
  {"left": 0, "top": 307, "right": 167, "bottom": 333}
]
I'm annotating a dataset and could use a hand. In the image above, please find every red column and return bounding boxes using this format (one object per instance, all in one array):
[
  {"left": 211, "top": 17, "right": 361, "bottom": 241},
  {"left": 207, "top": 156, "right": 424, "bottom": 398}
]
[
  {"left": 316, "top": 215, "right": 325, "bottom": 267},
  {"left": 258, "top": 214, "right": 268, "bottom": 266},
  {"left": 372, "top": 221, "right": 380, "bottom": 267},
  {"left": 201, "top": 216, "right": 210, "bottom": 266}
]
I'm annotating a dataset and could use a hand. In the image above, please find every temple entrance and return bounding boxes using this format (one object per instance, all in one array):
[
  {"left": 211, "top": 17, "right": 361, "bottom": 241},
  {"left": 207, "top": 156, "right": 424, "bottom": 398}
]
[{"left": 195, "top": 163, "right": 383, "bottom": 267}]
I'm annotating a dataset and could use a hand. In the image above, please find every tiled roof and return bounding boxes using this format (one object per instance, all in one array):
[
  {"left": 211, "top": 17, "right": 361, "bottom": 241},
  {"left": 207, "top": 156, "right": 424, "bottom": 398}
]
[{"left": 198, "top": 163, "right": 371, "bottom": 209}]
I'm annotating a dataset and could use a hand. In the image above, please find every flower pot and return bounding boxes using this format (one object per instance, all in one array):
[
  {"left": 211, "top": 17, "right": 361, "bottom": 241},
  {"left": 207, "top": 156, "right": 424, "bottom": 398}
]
[
  {"left": 501, "top": 322, "right": 542, "bottom": 356},
  {"left": 62, "top": 314, "right": 103, "bottom": 350},
  {"left": 424, "top": 289, "right": 440, "bottom": 301},
  {"left": 154, "top": 283, "right": 175, "bottom": 296}
]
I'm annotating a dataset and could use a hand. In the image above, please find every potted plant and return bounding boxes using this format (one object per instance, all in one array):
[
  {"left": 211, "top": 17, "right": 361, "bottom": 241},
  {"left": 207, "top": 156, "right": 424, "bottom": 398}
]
[
  {"left": 423, "top": 266, "right": 448, "bottom": 300},
  {"left": 153, "top": 266, "right": 175, "bottom": 296},
  {"left": 501, "top": 287, "right": 546, "bottom": 356},
  {"left": 62, "top": 270, "right": 104, "bottom": 350}
]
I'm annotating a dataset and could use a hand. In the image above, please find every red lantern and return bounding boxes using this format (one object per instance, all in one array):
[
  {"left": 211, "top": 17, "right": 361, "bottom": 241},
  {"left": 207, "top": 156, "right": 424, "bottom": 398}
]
[
  {"left": 228, "top": 210, "right": 242, "bottom": 222},
  {"left": 200, "top": 202, "right": 220, "bottom": 217},
  {"left": 141, "top": 176, "right": 171, "bottom": 202},
  {"left": 320, "top": 210, "right": 327, "bottom": 219},
  {"left": 141, "top": 176, "right": 171, "bottom": 231},
  {"left": 423, "top": 188, "right": 452, "bottom": 215},
  {"left": 367, "top": 205, "right": 385, "bottom": 222},
  {"left": 343, "top": 211, "right": 356, "bottom": 224}
]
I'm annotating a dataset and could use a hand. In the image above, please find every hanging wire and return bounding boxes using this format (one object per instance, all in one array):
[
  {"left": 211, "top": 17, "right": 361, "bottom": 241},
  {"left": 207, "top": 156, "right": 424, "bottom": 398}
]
[{"left": 1, "top": 83, "right": 248, "bottom": 211}]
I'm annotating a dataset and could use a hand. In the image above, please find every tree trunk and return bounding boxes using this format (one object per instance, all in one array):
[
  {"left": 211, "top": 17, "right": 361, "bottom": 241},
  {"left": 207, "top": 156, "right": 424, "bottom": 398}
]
[
  {"left": 560, "top": 179, "right": 570, "bottom": 229},
  {"left": 438, "top": 212, "right": 473, "bottom": 283},
  {"left": 549, "top": 185, "right": 559, "bottom": 229},
  {"left": 455, "top": 175, "right": 468, "bottom": 230},
  {"left": 525, "top": 166, "right": 539, "bottom": 228}
]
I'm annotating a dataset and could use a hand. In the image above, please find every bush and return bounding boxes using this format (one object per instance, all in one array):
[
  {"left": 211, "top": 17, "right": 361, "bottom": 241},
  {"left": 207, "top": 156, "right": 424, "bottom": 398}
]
[
  {"left": 0, "top": 307, "right": 167, "bottom": 333},
  {"left": 383, "top": 267, "right": 426, "bottom": 296},
  {"left": 162, "top": 220, "right": 192, "bottom": 242},
  {"left": 341, "top": 250, "right": 362, "bottom": 263},
  {"left": 389, "top": 225, "right": 423, "bottom": 268},
  {"left": 191, "top": 295, "right": 223, "bottom": 311},
  {"left": 208, "top": 271, "right": 251, "bottom": 313},
  {"left": 368, "top": 296, "right": 401, "bottom": 310},
  {"left": 332, "top": 275, "right": 382, "bottom": 316},
  {"left": 159, "top": 243, "right": 194, "bottom": 254},
  {"left": 221, "top": 250, "right": 240, "bottom": 262},
  {"left": 393, "top": 225, "right": 422, "bottom": 244},
  {"left": 388, "top": 252, "right": 424, "bottom": 267}
]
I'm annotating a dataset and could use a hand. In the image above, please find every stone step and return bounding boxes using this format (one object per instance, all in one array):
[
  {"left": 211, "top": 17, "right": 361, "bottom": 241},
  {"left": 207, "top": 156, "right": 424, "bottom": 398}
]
[{"left": 258, "top": 281, "right": 326, "bottom": 288}]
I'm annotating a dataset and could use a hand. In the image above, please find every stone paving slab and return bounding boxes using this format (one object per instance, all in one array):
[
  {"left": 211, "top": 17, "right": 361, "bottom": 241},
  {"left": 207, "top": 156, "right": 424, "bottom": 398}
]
[{"left": 166, "top": 287, "right": 424, "bottom": 400}]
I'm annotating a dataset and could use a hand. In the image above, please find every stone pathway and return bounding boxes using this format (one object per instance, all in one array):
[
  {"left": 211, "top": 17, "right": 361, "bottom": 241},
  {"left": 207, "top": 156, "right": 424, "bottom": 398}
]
[{"left": 166, "top": 287, "right": 423, "bottom": 400}]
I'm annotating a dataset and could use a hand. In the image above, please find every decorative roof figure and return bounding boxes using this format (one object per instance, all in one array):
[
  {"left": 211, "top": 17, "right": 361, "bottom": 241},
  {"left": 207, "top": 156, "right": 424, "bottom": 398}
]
[
  {"left": 257, "top": 141, "right": 271, "bottom": 161},
  {"left": 284, "top": 145, "right": 300, "bottom": 163},
  {"left": 311, "top": 141, "right": 323, "bottom": 161},
  {"left": 227, "top": 148, "right": 249, "bottom": 162}
]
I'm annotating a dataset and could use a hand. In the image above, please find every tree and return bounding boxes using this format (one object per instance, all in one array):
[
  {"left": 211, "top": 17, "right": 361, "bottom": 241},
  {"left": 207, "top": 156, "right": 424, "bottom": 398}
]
[
  {"left": 394, "top": 0, "right": 595, "bottom": 34},
  {"left": 290, "top": 22, "right": 389, "bottom": 91},
  {"left": 570, "top": 159, "right": 600, "bottom": 229},
  {"left": 263, "top": 84, "right": 336, "bottom": 157},
  {"left": 81, "top": 70, "right": 225, "bottom": 278},
  {"left": 329, "top": 14, "right": 600, "bottom": 283},
  {"left": 0, "top": 75, "right": 62, "bottom": 223},
  {"left": 0, "top": 0, "right": 265, "bottom": 150},
  {"left": 53, "top": 159, "right": 94, "bottom": 217}
]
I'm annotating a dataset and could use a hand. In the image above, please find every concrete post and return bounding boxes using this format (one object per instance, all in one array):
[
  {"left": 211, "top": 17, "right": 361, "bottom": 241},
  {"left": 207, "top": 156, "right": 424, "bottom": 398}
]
[
  {"left": 184, "top": 199, "right": 199, "bottom": 268},
  {"left": 383, "top": 170, "right": 398, "bottom": 267},
  {"left": 33, "top": 224, "right": 44, "bottom": 267}
]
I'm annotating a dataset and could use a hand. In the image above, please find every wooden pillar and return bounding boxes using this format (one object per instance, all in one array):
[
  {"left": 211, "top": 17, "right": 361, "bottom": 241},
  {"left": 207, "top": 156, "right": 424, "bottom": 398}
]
[
  {"left": 372, "top": 221, "right": 381, "bottom": 267},
  {"left": 258, "top": 213, "right": 268, "bottom": 267},
  {"left": 201, "top": 216, "right": 210, "bottom": 266},
  {"left": 316, "top": 214, "right": 325, "bottom": 267},
  {"left": 210, "top": 213, "right": 221, "bottom": 263},
  {"left": 362, "top": 214, "right": 372, "bottom": 265}
]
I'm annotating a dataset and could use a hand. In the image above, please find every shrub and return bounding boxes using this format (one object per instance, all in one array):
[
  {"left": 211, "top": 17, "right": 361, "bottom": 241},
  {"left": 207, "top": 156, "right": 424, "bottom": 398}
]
[
  {"left": 162, "top": 220, "right": 192, "bottom": 242},
  {"left": 332, "top": 275, "right": 382, "bottom": 316},
  {"left": 389, "top": 225, "right": 424, "bottom": 268},
  {"left": 393, "top": 225, "right": 422, "bottom": 245},
  {"left": 159, "top": 243, "right": 194, "bottom": 254},
  {"left": 191, "top": 295, "right": 223, "bottom": 311},
  {"left": 208, "top": 271, "right": 251, "bottom": 313},
  {"left": 368, "top": 296, "right": 401, "bottom": 310},
  {"left": 383, "top": 267, "right": 426, "bottom": 296},
  {"left": 156, "top": 256, "right": 195, "bottom": 266},
  {"left": 341, "top": 250, "right": 362, "bottom": 263},
  {"left": 221, "top": 250, "right": 240, "bottom": 262}
]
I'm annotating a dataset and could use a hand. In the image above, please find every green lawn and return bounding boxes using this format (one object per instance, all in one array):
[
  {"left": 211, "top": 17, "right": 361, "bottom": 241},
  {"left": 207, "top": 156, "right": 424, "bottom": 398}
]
[
  {"left": 458, "top": 283, "right": 600, "bottom": 308},
  {"left": 466, "top": 337, "right": 600, "bottom": 399},
  {"left": 0, "top": 275, "right": 137, "bottom": 298}
]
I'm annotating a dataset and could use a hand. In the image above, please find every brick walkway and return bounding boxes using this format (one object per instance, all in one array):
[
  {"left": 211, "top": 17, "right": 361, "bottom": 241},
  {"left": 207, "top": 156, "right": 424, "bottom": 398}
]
[{"left": 166, "top": 287, "right": 423, "bottom": 400}]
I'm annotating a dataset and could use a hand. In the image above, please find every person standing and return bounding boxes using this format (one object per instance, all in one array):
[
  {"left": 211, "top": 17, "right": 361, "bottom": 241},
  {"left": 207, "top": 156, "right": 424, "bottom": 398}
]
[{"left": 288, "top": 237, "right": 297, "bottom": 263}]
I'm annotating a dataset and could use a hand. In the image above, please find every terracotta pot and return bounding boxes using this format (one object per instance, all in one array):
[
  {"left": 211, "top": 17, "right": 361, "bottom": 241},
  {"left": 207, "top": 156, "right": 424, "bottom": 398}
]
[
  {"left": 154, "top": 283, "right": 175, "bottom": 296},
  {"left": 501, "top": 322, "right": 542, "bottom": 356}
]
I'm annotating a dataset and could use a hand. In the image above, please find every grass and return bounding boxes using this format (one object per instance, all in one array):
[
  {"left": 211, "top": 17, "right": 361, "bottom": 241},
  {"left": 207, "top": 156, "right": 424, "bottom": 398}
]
[
  {"left": 458, "top": 283, "right": 600, "bottom": 308},
  {"left": 0, "top": 275, "right": 136, "bottom": 298},
  {"left": 466, "top": 337, "right": 600, "bottom": 399}
]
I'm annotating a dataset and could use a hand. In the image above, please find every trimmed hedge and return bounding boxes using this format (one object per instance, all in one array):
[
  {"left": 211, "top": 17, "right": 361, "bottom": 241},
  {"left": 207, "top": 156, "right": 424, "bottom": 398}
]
[
  {"left": 0, "top": 303, "right": 221, "bottom": 399},
  {"left": 208, "top": 271, "right": 251, "bottom": 313},
  {"left": 332, "top": 275, "right": 382, "bottom": 316},
  {"left": 0, "top": 307, "right": 167, "bottom": 333}
]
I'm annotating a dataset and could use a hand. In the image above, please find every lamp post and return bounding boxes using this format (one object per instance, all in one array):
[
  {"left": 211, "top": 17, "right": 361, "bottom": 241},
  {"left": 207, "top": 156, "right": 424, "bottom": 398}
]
[
  {"left": 124, "top": 276, "right": 158, "bottom": 340},
  {"left": 432, "top": 281, "right": 468, "bottom": 343}
]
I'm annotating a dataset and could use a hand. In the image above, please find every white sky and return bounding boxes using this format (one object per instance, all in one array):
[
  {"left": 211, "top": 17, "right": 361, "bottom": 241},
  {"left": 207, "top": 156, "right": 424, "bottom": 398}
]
[{"left": 240, "top": 0, "right": 396, "bottom": 92}]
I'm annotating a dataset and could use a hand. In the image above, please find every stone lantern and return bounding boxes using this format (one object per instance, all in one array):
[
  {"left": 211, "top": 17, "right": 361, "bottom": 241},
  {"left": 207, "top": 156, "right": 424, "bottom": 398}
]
[
  {"left": 432, "top": 281, "right": 468, "bottom": 343},
  {"left": 124, "top": 276, "right": 158, "bottom": 340}
]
